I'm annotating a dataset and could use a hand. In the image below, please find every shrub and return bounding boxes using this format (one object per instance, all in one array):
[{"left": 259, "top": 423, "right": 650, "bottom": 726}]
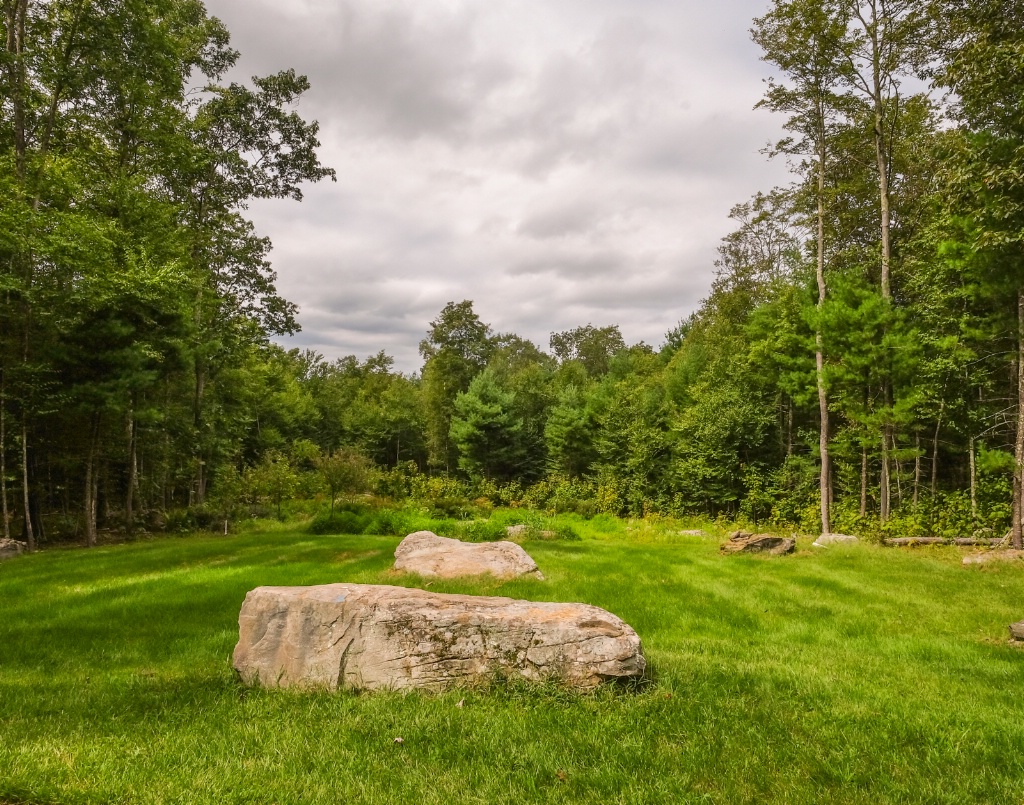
[
  {"left": 363, "top": 508, "right": 415, "bottom": 537},
  {"left": 456, "top": 519, "right": 508, "bottom": 542},
  {"left": 550, "top": 522, "right": 582, "bottom": 541},
  {"left": 307, "top": 510, "right": 371, "bottom": 535}
]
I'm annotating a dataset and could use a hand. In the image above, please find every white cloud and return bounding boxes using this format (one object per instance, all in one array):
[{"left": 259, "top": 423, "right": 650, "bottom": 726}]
[{"left": 204, "top": 0, "right": 790, "bottom": 371}]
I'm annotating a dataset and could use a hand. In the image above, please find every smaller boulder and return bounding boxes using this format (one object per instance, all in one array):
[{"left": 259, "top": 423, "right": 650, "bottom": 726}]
[
  {"left": 0, "top": 538, "right": 27, "bottom": 560},
  {"left": 395, "top": 531, "right": 544, "bottom": 579},
  {"left": 721, "top": 530, "right": 795, "bottom": 556},
  {"left": 505, "top": 524, "right": 556, "bottom": 540},
  {"left": 962, "top": 550, "right": 1024, "bottom": 566},
  {"left": 812, "top": 533, "right": 859, "bottom": 548},
  {"left": 1010, "top": 620, "right": 1024, "bottom": 642}
]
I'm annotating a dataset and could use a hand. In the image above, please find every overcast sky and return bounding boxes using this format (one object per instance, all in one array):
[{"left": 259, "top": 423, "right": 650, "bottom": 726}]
[{"left": 203, "top": 0, "right": 790, "bottom": 373}]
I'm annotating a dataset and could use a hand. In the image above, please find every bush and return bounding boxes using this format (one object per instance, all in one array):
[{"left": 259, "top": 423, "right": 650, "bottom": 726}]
[
  {"left": 307, "top": 510, "right": 371, "bottom": 535},
  {"left": 428, "top": 518, "right": 459, "bottom": 538},
  {"left": 363, "top": 508, "right": 415, "bottom": 537},
  {"left": 456, "top": 519, "right": 508, "bottom": 542},
  {"left": 549, "top": 522, "right": 582, "bottom": 541}
]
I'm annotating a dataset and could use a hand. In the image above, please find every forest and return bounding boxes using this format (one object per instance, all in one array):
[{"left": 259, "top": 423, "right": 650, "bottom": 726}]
[{"left": 1, "top": 0, "right": 1023, "bottom": 548}]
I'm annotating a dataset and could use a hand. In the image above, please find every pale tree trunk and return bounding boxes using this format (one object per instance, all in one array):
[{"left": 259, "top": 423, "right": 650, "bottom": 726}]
[
  {"left": 860, "top": 444, "right": 869, "bottom": 517},
  {"left": 126, "top": 402, "right": 138, "bottom": 528},
  {"left": 786, "top": 399, "right": 793, "bottom": 458},
  {"left": 913, "top": 434, "right": 920, "bottom": 508},
  {"left": 1013, "top": 288, "right": 1023, "bottom": 550},
  {"left": 0, "top": 372, "right": 9, "bottom": 541},
  {"left": 880, "top": 430, "right": 890, "bottom": 522},
  {"left": 8, "top": 0, "right": 32, "bottom": 552},
  {"left": 84, "top": 414, "right": 100, "bottom": 547},
  {"left": 854, "top": 0, "right": 896, "bottom": 522},
  {"left": 21, "top": 416, "right": 33, "bottom": 550},
  {"left": 194, "top": 362, "right": 207, "bottom": 505},
  {"left": 969, "top": 436, "right": 977, "bottom": 526},
  {"left": 893, "top": 433, "right": 902, "bottom": 506},
  {"left": 930, "top": 401, "right": 943, "bottom": 504},
  {"left": 815, "top": 110, "right": 831, "bottom": 536}
]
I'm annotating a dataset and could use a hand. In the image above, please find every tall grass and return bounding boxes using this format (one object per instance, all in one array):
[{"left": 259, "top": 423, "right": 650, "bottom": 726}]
[{"left": 1, "top": 530, "right": 1022, "bottom": 803}]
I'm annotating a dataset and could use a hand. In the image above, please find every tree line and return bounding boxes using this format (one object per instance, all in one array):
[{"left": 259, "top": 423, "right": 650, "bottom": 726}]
[{"left": 1, "top": 0, "right": 1022, "bottom": 546}]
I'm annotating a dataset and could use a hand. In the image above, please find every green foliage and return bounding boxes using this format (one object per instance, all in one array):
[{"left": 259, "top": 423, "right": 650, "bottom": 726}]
[
  {"left": 307, "top": 509, "right": 371, "bottom": 535},
  {"left": 549, "top": 324, "right": 625, "bottom": 377},
  {"left": 316, "top": 448, "right": 373, "bottom": 513},
  {"left": 450, "top": 369, "right": 526, "bottom": 482}
]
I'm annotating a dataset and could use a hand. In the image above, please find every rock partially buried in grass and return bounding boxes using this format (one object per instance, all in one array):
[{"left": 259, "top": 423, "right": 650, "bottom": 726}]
[
  {"left": 394, "top": 530, "right": 543, "bottom": 580},
  {"left": 232, "top": 583, "right": 646, "bottom": 691},
  {"left": 721, "top": 530, "right": 795, "bottom": 556},
  {"left": 0, "top": 538, "right": 26, "bottom": 560},
  {"left": 812, "top": 533, "right": 859, "bottom": 548},
  {"left": 963, "top": 550, "right": 1024, "bottom": 566},
  {"left": 505, "top": 524, "right": 556, "bottom": 540},
  {"left": 1010, "top": 620, "right": 1024, "bottom": 642}
]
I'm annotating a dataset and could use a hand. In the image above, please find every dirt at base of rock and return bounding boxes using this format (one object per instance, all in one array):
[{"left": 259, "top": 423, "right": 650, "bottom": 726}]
[{"left": 720, "top": 530, "right": 795, "bottom": 556}]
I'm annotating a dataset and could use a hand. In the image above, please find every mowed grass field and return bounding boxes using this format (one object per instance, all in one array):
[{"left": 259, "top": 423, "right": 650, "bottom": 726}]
[{"left": 1, "top": 529, "right": 1022, "bottom": 804}]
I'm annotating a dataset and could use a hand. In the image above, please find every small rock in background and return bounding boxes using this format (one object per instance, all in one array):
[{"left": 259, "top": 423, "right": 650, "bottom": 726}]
[
  {"left": 962, "top": 550, "right": 1024, "bottom": 566},
  {"left": 1009, "top": 620, "right": 1024, "bottom": 642},
  {"left": 721, "top": 530, "right": 795, "bottom": 556},
  {"left": 505, "top": 524, "right": 556, "bottom": 540},
  {"left": 0, "top": 538, "right": 27, "bottom": 560},
  {"left": 394, "top": 530, "right": 543, "bottom": 580},
  {"left": 812, "top": 533, "right": 859, "bottom": 548}
]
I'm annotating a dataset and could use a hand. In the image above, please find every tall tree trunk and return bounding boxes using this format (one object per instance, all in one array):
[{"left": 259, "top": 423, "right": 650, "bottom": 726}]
[
  {"left": 930, "top": 401, "right": 943, "bottom": 505},
  {"left": 126, "top": 402, "right": 137, "bottom": 529},
  {"left": 1013, "top": 288, "right": 1024, "bottom": 549},
  {"left": 20, "top": 416, "right": 33, "bottom": 550},
  {"left": 194, "top": 362, "right": 207, "bottom": 505},
  {"left": 880, "top": 430, "right": 890, "bottom": 522},
  {"left": 860, "top": 2, "right": 895, "bottom": 523},
  {"left": 894, "top": 432, "right": 902, "bottom": 506},
  {"left": 82, "top": 413, "right": 99, "bottom": 544},
  {"left": 815, "top": 117, "right": 831, "bottom": 536},
  {"left": 860, "top": 443, "right": 868, "bottom": 517},
  {"left": 913, "top": 434, "right": 920, "bottom": 508},
  {"left": 786, "top": 398, "right": 793, "bottom": 458},
  {"left": 0, "top": 372, "right": 8, "bottom": 541},
  {"left": 969, "top": 436, "right": 977, "bottom": 526}
]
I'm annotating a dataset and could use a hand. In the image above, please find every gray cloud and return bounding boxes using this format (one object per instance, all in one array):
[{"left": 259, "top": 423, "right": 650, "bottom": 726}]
[{"left": 204, "top": 0, "right": 792, "bottom": 372}]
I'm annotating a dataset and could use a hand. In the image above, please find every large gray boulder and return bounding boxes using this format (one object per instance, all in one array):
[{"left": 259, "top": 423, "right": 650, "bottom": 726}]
[
  {"left": 232, "top": 583, "right": 646, "bottom": 692},
  {"left": 0, "top": 538, "right": 26, "bottom": 560},
  {"left": 394, "top": 530, "right": 543, "bottom": 579}
]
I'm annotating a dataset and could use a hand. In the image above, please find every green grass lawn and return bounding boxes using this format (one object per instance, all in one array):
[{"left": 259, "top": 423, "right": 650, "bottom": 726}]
[{"left": 1, "top": 529, "right": 1022, "bottom": 804}]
